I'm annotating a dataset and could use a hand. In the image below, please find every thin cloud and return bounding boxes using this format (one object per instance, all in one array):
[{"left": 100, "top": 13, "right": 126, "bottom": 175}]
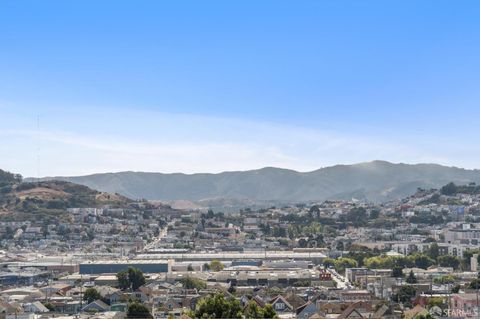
[{"left": 0, "top": 108, "right": 476, "bottom": 176}]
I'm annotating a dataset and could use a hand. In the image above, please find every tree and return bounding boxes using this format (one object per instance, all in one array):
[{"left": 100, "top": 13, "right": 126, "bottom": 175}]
[
  {"left": 210, "top": 260, "right": 224, "bottom": 272},
  {"left": 259, "top": 223, "right": 271, "bottom": 235},
  {"left": 426, "top": 243, "right": 439, "bottom": 261},
  {"left": 207, "top": 209, "right": 215, "bottom": 219},
  {"left": 408, "top": 253, "right": 435, "bottom": 269},
  {"left": 392, "top": 285, "right": 417, "bottom": 304},
  {"left": 369, "top": 209, "right": 380, "bottom": 219},
  {"left": 364, "top": 256, "right": 396, "bottom": 269},
  {"left": 434, "top": 275, "right": 456, "bottom": 285},
  {"left": 336, "top": 241, "right": 344, "bottom": 251},
  {"left": 461, "top": 249, "right": 480, "bottom": 270},
  {"left": 117, "top": 267, "right": 146, "bottom": 291},
  {"left": 243, "top": 301, "right": 278, "bottom": 319},
  {"left": 180, "top": 277, "right": 207, "bottom": 290},
  {"left": 345, "top": 207, "right": 368, "bottom": 226},
  {"left": 332, "top": 257, "right": 358, "bottom": 273},
  {"left": 392, "top": 266, "right": 403, "bottom": 278},
  {"left": 262, "top": 304, "right": 278, "bottom": 319},
  {"left": 192, "top": 293, "right": 243, "bottom": 319},
  {"left": 187, "top": 264, "right": 194, "bottom": 271},
  {"left": 441, "top": 182, "right": 457, "bottom": 195},
  {"left": 309, "top": 205, "right": 320, "bottom": 217},
  {"left": 468, "top": 278, "right": 480, "bottom": 289},
  {"left": 427, "top": 297, "right": 444, "bottom": 309},
  {"left": 406, "top": 270, "right": 418, "bottom": 284},
  {"left": 338, "top": 258, "right": 356, "bottom": 273},
  {"left": 244, "top": 301, "right": 264, "bottom": 319},
  {"left": 117, "top": 269, "right": 130, "bottom": 290},
  {"left": 298, "top": 238, "right": 308, "bottom": 248},
  {"left": 438, "top": 255, "right": 461, "bottom": 269},
  {"left": 83, "top": 287, "right": 102, "bottom": 304},
  {"left": 127, "top": 301, "right": 152, "bottom": 319}
]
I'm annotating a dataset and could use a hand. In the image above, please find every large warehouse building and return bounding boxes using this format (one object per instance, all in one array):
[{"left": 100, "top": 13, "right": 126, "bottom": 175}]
[
  {"left": 79, "top": 260, "right": 172, "bottom": 274},
  {"left": 134, "top": 251, "right": 326, "bottom": 264}
]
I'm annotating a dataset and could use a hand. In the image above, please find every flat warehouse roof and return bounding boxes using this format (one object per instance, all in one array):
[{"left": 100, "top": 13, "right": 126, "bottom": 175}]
[
  {"left": 80, "top": 259, "right": 170, "bottom": 265},
  {"left": 135, "top": 251, "right": 326, "bottom": 260}
]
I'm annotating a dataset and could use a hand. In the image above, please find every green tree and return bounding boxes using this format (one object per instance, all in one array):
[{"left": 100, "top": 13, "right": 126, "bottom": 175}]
[
  {"left": 408, "top": 253, "right": 435, "bottom": 269},
  {"left": 406, "top": 270, "right": 418, "bottom": 284},
  {"left": 461, "top": 249, "right": 480, "bottom": 270},
  {"left": 262, "top": 304, "right": 277, "bottom": 319},
  {"left": 392, "top": 266, "right": 403, "bottom": 278},
  {"left": 392, "top": 285, "right": 417, "bottom": 304},
  {"left": 344, "top": 207, "right": 368, "bottom": 226},
  {"left": 244, "top": 301, "right": 278, "bottom": 319},
  {"left": 127, "top": 301, "right": 152, "bottom": 319},
  {"left": 192, "top": 293, "right": 243, "bottom": 319},
  {"left": 426, "top": 243, "right": 439, "bottom": 261},
  {"left": 438, "top": 255, "right": 461, "bottom": 269},
  {"left": 434, "top": 275, "right": 456, "bottom": 284},
  {"left": 180, "top": 277, "right": 207, "bottom": 290},
  {"left": 298, "top": 238, "right": 308, "bottom": 248},
  {"left": 441, "top": 182, "right": 457, "bottom": 195},
  {"left": 117, "top": 269, "right": 130, "bottom": 290},
  {"left": 427, "top": 297, "right": 444, "bottom": 309},
  {"left": 364, "top": 256, "right": 396, "bottom": 269},
  {"left": 369, "top": 209, "right": 380, "bottom": 219},
  {"left": 117, "top": 267, "right": 146, "bottom": 291},
  {"left": 83, "top": 287, "right": 102, "bottom": 304},
  {"left": 244, "top": 301, "right": 264, "bottom": 319},
  {"left": 210, "top": 260, "right": 224, "bottom": 272},
  {"left": 207, "top": 209, "right": 215, "bottom": 219},
  {"left": 333, "top": 257, "right": 358, "bottom": 273},
  {"left": 468, "top": 278, "right": 480, "bottom": 289}
]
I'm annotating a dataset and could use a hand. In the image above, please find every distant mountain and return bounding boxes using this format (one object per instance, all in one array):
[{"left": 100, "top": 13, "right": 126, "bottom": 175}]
[{"left": 33, "top": 161, "right": 480, "bottom": 203}]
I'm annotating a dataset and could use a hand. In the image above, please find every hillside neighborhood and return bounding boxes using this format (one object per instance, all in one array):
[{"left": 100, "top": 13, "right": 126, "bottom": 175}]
[{"left": 3, "top": 169, "right": 480, "bottom": 318}]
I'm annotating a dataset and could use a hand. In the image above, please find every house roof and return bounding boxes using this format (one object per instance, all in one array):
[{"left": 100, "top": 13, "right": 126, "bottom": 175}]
[
  {"left": 338, "top": 307, "right": 365, "bottom": 319},
  {"left": 337, "top": 301, "right": 374, "bottom": 319},
  {"left": 82, "top": 299, "right": 109, "bottom": 311},
  {"left": 270, "top": 295, "right": 294, "bottom": 310},
  {"left": 29, "top": 301, "right": 50, "bottom": 313},
  {"left": 285, "top": 292, "right": 307, "bottom": 309},
  {"left": 404, "top": 305, "right": 428, "bottom": 319}
]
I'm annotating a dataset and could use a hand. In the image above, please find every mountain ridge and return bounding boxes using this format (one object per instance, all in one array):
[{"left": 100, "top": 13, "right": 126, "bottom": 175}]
[{"left": 27, "top": 161, "right": 480, "bottom": 203}]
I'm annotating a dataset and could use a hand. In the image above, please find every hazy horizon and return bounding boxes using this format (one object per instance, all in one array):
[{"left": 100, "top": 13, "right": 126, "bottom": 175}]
[{"left": 19, "top": 160, "right": 480, "bottom": 180}]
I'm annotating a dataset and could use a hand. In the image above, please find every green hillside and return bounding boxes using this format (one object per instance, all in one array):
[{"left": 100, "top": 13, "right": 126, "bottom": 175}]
[{"left": 0, "top": 169, "right": 131, "bottom": 222}]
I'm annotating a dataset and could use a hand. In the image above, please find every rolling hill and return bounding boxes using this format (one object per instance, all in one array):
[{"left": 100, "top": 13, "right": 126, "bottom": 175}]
[
  {"left": 0, "top": 169, "right": 132, "bottom": 221},
  {"left": 35, "top": 161, "right": 480, "bottom": 203}
]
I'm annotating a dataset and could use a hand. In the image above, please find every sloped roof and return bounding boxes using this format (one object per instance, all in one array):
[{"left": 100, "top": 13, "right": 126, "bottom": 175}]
[{"left": 270, "top": 295, "right": 294, "bottom": 311}]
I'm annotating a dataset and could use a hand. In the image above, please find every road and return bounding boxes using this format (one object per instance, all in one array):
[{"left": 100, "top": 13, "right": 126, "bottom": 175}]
[
  {"left": 326, "top": 268, "right": 352, "bottom": 289},
  {"left": 143, "top": 220, "right": 175, "bottom": 251}
]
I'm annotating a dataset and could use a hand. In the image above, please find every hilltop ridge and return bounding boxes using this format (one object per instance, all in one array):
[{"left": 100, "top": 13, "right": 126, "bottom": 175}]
[{"left": 30, "top": 161, "right": 480, "bottom": 203}]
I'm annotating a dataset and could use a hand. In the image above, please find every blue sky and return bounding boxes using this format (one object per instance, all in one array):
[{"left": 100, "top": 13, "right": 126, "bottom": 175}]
[{"left": 1, "top": 0, "right": 480, "bottom": 176}]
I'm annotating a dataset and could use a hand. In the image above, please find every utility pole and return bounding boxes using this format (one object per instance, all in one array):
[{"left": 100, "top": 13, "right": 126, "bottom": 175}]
[
  {"left": 477, "top": 278, "right": 479, "bottom": 319},
  {"left": 79, "top": 274, "right": 83, "bottom": 313},
  {"left": 447, "top": 283, "right": 451, "bottom": 316}
]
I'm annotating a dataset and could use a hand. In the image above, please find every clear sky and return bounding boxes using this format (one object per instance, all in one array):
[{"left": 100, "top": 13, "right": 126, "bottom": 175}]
[{"left": 1, "top": 0, "right": 480, "bottom": 177}]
